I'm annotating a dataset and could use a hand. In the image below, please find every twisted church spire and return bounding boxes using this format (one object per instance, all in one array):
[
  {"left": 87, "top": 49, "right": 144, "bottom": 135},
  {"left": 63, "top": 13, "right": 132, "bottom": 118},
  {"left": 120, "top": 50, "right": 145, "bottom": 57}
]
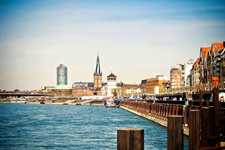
[{"left": 94, "top": 54, "right": 102, "bottom": 76}]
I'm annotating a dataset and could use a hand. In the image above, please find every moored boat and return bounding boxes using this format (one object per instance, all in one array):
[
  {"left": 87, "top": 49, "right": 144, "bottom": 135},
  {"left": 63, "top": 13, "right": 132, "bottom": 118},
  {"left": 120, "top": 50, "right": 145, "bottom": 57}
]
[{"left": 105, "top": 97, "right": 119, "bottom": 108}]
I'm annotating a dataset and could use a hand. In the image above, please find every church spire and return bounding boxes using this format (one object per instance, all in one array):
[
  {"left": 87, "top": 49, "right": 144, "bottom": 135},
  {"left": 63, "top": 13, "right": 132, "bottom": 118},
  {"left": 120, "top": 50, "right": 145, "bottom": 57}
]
[
  {"left": 93, "top": 53, "right": 102, "bottom": 91},
  {"left": 94, "top": 54, "right": 102, "bottom": 76}
]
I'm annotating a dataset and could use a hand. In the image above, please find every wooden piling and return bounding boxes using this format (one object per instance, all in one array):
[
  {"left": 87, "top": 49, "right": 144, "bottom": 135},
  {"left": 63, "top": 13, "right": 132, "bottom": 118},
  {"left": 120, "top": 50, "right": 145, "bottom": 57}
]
[
  {"left": 208, "top": 106, "right": 216, "bottom": 146},
  {"left": 209, "top": 106, "right": 215, "bottom": 137},
  {"left": 201, "top": 107, "right": 210, "bottom": 147},
  {"left": 117, "top": 128, "right": 144, "bottom": 150},
  {"left": 168, "top": 116, "right": 183, "bottom": 150},
  {"left": 213, "top": 87, "right": 219, "bottom": 127},
  {"left": 189, "top": 110, "right": 200, "bottom": 150}
]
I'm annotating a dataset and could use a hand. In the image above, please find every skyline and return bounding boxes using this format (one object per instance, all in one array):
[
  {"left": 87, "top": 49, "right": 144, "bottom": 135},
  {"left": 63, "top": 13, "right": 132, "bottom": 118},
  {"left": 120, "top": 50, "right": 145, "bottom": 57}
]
[{"left": 0, "top": 0, "right": 225, "bottom": 91}]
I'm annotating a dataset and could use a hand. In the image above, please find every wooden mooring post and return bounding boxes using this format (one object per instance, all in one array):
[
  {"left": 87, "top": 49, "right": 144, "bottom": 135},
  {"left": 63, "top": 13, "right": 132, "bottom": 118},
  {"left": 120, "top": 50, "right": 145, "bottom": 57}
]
[
  {"left": 201, "top": 107, "right": 210, "bottom": 147},
  {"left": 168, "top": 116, "right": 183, "bottom": 150},
  {"left": 213, "top": 87, "right": 219, "bottom": 127},
  {"left": 189, "top": 110, "right": 200, "bottom": 150},
  {"left": 117, "top": 128, "right": 144, "bottom": 150}
]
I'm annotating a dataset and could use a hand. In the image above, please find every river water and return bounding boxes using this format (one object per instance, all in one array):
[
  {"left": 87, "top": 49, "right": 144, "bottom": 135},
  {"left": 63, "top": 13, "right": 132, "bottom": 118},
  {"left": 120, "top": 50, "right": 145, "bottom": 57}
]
[{"left": 0, "top": 104, "right": 188, "bottom": 150}]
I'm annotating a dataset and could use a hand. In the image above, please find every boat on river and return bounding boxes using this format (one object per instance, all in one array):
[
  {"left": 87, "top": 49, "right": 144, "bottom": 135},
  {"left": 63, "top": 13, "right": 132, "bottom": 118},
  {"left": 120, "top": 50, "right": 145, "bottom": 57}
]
[{"left": 104, "top": 97, "right": 119, "bottom": 108}]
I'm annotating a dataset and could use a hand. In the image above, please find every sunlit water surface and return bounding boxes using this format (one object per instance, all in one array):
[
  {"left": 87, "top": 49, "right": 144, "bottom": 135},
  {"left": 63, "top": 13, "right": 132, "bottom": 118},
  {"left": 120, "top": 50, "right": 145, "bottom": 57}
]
[{"left": 0, "top": 104, "right": 188, "bottom": 149}]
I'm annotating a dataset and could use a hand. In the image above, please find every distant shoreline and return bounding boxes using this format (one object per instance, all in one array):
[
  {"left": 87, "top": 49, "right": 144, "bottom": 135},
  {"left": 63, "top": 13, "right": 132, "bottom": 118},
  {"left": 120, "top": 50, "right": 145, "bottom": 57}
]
[{"left": 0, "top": 101, "right": 103, "bottom": 106}]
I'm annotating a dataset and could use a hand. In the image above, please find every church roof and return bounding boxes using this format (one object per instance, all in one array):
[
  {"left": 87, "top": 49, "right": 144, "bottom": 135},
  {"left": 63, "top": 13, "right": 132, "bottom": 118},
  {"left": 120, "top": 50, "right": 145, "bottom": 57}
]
[
  {"left": 87, "top": 82, "right": 94, "bottom": 87},
  {"left": 107, "top": 73, "right": 117, "bottom": 77}
]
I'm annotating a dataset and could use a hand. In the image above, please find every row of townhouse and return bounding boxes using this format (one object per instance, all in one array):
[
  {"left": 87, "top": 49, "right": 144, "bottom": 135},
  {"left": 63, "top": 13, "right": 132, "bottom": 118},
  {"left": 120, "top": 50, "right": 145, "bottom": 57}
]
[
  {"left": 190, "top": 41, "right": 225, "bottom": 91},
  {"left": 143, "top": 41, "right": 225, "bottom": 97}
]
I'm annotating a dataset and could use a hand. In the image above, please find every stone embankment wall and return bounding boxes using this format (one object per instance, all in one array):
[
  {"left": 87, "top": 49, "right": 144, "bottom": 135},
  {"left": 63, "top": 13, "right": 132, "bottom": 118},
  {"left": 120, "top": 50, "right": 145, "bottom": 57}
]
[{"left": 120, "top": 101, "right": 189, "bottom": 136}]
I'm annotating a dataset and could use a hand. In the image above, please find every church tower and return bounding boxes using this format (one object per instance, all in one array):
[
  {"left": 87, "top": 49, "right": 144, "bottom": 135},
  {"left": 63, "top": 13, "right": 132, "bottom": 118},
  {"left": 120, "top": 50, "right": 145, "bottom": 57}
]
[{"left": 93, "top": 55, "right": 102, "bottom": 90}]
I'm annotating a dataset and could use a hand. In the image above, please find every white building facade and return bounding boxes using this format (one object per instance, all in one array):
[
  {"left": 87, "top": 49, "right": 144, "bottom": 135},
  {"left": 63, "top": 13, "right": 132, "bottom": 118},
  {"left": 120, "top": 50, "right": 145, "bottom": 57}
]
[{"left": 102, "top": 72, "right": 118, "bottom": 97}]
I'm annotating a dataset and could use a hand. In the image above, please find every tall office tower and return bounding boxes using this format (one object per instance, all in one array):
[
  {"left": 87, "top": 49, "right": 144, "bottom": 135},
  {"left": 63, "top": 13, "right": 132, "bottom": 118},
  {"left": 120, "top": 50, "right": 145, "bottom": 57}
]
[
  {"left": 57, "top": 64, "right": 68, "bottom": 85},
  {"left": 93, "top": 55, "right": 102, "bottom": 90}
]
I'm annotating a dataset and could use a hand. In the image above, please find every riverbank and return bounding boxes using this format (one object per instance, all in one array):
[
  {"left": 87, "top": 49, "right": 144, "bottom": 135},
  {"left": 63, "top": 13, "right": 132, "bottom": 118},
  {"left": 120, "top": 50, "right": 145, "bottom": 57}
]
[
  {"left": 0, "top": 100, "right": 103, "bottom": 106},
  {"left": 120, "top": 105, "right": 189, "bottom": 136}
]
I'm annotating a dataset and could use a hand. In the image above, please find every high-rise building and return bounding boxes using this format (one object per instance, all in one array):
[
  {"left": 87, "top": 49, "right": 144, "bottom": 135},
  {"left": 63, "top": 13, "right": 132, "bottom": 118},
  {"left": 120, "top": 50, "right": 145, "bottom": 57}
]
[
  {"left": 93, "top": 55, "right": 102, "bottom": 90},
  {"left": 57, "top": 64, "right": 67, "bottom": 86}
]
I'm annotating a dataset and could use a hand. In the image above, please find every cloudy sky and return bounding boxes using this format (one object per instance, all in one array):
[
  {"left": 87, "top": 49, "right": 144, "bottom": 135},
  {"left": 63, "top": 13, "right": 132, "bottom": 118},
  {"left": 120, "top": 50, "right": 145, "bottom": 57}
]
[{"left": 0, "top": 0, "right": 225, "bottom": 91}]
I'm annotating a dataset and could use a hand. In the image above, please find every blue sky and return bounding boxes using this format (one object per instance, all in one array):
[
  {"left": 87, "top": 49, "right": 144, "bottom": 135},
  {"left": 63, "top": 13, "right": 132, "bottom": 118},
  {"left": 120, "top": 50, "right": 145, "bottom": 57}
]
[{"left": 0, "top": 0, "right": 225, "bottom": 90}]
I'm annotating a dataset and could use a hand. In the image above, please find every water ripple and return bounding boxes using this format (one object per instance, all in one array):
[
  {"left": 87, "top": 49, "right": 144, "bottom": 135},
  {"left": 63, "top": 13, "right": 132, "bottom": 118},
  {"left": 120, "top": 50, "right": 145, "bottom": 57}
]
[{"left": 0, "top": 104, "right": 188, "bottom": 149}]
